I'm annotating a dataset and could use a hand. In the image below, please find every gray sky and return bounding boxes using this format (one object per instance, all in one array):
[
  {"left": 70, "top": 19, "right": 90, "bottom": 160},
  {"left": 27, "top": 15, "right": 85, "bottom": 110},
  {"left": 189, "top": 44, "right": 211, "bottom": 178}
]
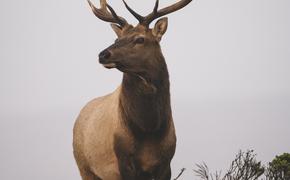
[{"left": 0, "top": 0, "right": 289, "bottom": 179}]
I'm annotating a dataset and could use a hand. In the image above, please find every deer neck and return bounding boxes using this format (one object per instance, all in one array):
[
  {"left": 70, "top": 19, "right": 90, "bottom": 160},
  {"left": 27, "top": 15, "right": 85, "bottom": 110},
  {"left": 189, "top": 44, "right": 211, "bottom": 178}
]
[{"left": 119, "top": 57, "right": 171, "bottom": 139}]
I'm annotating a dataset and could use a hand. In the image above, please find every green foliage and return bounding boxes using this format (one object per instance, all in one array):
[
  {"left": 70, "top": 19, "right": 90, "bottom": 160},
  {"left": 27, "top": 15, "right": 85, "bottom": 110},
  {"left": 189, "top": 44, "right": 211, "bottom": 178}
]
[{"left": 265, "top": 153, "right": 290, "bottom": 180}]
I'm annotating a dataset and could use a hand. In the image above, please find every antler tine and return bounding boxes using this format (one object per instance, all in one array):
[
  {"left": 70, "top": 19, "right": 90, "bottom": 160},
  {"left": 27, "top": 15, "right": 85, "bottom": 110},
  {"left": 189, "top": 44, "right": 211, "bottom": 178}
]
[
  {"left": 106, "top": 4, "right": 127, "bottom": 26},
  {"left": 153, "top": 0, "right": 159, "bottom": 15},
  {"left": 87, "top": 0, "right": 127, "bottom": 27},
  {"left": 100, "top": 0, "right": 106, "bottom": 10},
  {"left": 143, "top": 0, "right": 192, "bottom": 26},
  {"left": 122, "top": 0, "right": 144, "bottom": 23}
]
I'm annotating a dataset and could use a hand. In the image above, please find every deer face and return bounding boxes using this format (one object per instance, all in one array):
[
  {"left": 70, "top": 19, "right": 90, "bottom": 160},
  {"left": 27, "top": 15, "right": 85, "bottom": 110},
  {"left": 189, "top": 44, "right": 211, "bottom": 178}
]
[
  {"left": 87, "top": 0, "right": 192, "bottom": 73},
  {"left": 98, "top": 19, "right": 168, "bottom": 73}
]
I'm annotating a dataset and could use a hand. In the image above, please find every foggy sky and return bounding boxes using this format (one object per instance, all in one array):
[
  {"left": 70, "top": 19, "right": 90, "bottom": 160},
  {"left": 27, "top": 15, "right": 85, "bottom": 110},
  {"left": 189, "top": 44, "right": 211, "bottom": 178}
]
[{"left": 0, "top": 0, "right": 289, "bottom": 179}]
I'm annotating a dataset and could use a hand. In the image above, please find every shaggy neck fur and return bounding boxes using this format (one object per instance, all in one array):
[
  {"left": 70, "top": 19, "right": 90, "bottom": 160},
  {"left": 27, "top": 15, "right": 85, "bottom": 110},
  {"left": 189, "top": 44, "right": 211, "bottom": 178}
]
[{"left": 119, "top": 55, "right": 171, "bottom": 139}]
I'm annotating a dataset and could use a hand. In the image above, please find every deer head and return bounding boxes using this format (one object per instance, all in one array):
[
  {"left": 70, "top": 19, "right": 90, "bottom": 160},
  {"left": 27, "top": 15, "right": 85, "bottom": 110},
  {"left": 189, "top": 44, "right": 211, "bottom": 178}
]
[{"left": 88, "top": 0, "right": 192, "bottom": 76}]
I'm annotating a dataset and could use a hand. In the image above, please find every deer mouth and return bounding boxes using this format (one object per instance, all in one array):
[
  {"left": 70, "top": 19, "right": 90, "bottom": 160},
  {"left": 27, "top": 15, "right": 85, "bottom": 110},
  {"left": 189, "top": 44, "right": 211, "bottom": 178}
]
[{"left": 103, "top": 62, "right": 117, "bottom": 69}]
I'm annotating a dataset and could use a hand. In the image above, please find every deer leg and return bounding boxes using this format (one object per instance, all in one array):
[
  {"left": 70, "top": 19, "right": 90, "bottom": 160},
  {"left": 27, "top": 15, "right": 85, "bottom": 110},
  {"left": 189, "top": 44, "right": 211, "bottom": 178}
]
[
  {"left": 154, "top": 165, "right": 171, "bottom": 180},
  {"left": 78, "top": 167, "right": 101, "bottom": 180},
  {"left": 160, "top": 168, "right": 171, "bottom": 180},
  {"left": 114, "top": 134, "right": 137, "bottom": 180},
  {"left": 116, "top": 154, "right": 137, "bottom": 180}
]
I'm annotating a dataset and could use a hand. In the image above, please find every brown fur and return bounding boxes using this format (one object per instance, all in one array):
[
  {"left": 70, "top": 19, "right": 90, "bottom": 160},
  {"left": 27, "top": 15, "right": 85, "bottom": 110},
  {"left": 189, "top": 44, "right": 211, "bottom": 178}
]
[
  {"left": 74, "top": 0, "right": 192, "bottom": 179},
  {"left": 73, "top": 71, "right": 176, "bottom": 180},
  {"left": 73, "top": 24, "right": 176, "bottom": 180}
]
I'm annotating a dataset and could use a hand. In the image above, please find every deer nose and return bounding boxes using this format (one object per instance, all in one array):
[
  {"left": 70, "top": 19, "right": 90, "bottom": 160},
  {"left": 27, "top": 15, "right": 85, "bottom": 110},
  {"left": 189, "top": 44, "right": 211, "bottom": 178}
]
[{"left": 99, "top": 49, "right": 111, "bottom": 63}]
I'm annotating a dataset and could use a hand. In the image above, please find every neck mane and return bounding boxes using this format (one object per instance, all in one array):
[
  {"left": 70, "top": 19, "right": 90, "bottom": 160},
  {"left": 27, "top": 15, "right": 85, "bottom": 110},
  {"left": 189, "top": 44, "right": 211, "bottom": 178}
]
[{"left": 119, "top": 55, "right": 171, "bottom": 139}]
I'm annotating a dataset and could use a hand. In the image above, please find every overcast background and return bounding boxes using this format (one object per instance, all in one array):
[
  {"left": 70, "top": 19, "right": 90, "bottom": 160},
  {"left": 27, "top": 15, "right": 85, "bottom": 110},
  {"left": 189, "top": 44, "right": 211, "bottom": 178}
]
[{"left": 0, "top": 0, "right": 289, "bottom": 179}]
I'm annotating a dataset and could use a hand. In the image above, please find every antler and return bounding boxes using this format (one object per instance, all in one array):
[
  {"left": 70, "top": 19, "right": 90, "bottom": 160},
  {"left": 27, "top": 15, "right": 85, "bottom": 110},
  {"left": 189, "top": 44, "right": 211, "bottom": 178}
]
[
  {"left": 87, "top": 0, "right": 128, "bottom": 27},
  {"left": 122, "top": 0, "right": 192, "bottom": 27},
  {"left": 144, "top": 0, "right": 192, "bottom": 26}
]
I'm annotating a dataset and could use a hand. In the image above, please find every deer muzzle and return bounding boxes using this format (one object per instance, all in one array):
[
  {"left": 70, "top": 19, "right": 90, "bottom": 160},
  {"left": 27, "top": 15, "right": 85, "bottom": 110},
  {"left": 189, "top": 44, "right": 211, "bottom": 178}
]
[{"left": 98, "top": 49, "right": 117, "bottom": 68}]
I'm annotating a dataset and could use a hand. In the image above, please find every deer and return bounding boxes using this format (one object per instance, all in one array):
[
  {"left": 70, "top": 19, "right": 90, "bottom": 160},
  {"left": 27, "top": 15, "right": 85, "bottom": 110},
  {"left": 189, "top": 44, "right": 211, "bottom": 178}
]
[{"left": 73, "top": 0, "right": 192, "bottom": 179}]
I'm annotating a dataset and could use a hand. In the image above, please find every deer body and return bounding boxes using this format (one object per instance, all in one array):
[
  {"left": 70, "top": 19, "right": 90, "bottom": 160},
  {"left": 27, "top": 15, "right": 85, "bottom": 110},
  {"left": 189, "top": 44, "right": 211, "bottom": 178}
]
[
  {"left": 73, "top": 76, "right": 176, "bottom": 180},
  {"left": 73, "top": 0, "right": 192, "bottom": 179}
]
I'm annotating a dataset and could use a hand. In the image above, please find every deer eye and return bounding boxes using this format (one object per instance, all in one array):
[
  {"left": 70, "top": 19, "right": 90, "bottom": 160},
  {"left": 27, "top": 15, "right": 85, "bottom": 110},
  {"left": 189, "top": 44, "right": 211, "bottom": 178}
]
[{"left": 135, "top": 37, "right": 145, "bottom": 44}]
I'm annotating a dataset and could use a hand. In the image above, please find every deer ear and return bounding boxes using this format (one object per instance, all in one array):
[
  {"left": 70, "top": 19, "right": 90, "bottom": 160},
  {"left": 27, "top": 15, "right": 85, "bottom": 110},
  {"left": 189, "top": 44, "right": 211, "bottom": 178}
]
[
  {"left": 152, "top": 17, "right": 168, "bottom": 41},
  {"left": 110, "top": 24, "right": 122, "bottom": 37}
]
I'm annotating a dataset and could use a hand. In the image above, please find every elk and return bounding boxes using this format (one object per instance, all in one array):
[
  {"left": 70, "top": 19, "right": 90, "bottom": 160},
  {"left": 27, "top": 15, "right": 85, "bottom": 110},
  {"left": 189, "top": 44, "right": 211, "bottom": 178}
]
[{"left": 73, "top": 0, "right": 192, "bottom": 179}]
